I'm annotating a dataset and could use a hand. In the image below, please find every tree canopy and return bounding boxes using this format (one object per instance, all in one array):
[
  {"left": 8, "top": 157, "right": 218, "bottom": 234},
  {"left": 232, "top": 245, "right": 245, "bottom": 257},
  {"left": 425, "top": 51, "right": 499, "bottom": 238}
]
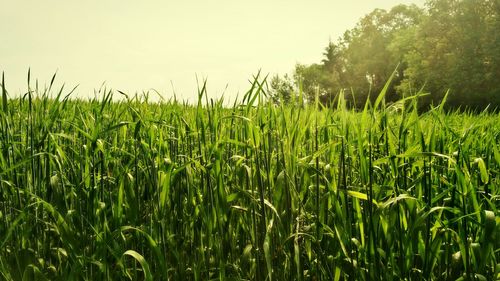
[{"left": 270, "top": 0, "right": 500, "bottom": 110}]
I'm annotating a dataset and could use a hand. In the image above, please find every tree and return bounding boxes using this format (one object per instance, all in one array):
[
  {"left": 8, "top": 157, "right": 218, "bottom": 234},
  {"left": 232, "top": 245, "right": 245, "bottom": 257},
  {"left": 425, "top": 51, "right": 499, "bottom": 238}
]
[
  {"left": 286, "top": 1, "right": 499, "bottom": 110},
  {"left": 340, "top": 5, "right": 423, "bottom": 106},
  {"left": 400, "top": 0, "right": 500, "bottom": 109},
  {"left": 293, "top": 4, "right": 423, "bottom": 108},
  {"left": 268, "top": 74, "right": 295, "bottom": 105}
]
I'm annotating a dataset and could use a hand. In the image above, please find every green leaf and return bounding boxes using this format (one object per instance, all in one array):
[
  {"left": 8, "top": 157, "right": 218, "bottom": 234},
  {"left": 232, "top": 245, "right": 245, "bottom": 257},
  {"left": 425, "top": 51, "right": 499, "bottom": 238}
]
[
  {"left": 475, "top": 158, "right": 489, "bottom": 184},
  {"left": 264, "top": 218, "right": 274, "bottom": 281},
  {"left": 1, "top": 72, "right": 7, "bottom": 114},
  {"left": 122, "top": 250, "right": 153, "bottom": 281},
  {"left": 373, "top": 63, "right": 399, "bottom": 111},
  {"left": 347, "top": 190, "right": 378, "bottom": 206}
]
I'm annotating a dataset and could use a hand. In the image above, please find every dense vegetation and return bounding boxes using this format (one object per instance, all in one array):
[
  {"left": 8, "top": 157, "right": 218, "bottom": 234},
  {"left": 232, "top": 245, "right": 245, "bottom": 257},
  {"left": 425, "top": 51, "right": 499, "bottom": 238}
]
[
  {"left": 271, "top": 0, "right": 500, "bottom": 110},
  {"left": 0, "top": 73, "right": 499, "bottom": 280}
]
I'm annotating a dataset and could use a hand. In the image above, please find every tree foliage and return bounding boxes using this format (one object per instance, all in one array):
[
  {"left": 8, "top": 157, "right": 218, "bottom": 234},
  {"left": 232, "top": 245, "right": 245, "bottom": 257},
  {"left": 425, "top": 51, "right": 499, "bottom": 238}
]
[{"left": 284, "top": 0, "right": 500, "bottom": 110}]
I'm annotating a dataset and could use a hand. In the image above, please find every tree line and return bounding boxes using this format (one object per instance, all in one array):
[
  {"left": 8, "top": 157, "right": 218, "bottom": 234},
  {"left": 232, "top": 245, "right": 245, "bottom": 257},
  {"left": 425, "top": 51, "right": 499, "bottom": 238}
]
[{"left": 270, "top": 0, "right": 500, "bottom": 110}]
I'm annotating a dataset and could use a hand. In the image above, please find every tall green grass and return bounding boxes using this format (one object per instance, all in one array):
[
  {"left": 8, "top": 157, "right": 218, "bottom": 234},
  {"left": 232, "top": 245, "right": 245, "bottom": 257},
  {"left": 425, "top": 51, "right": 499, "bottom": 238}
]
[{"left": 0, "top": 72, "right": 499, "bottom": 280}]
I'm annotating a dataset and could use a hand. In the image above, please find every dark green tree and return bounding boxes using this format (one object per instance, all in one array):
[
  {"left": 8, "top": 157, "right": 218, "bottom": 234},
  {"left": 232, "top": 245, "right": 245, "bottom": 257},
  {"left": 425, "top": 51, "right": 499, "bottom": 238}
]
[
  {"left": 400, "top": 0, "right": 500, "bottom": 109},
  {"left": 288, "top": 0, "right": 499, "bottom": 109}
]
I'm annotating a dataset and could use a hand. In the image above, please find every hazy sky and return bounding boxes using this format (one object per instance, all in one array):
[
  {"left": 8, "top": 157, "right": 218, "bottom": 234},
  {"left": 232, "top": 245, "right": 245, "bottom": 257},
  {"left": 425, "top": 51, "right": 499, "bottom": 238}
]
[{"left": 1, "top": 0, "right": 425, "bottom": 102}]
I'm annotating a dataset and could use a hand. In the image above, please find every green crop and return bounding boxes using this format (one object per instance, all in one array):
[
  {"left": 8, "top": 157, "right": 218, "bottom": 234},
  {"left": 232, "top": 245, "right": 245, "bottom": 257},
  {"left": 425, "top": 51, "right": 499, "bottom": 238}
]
[{"left": 0, "top": 72, "right": 499, "bottom": 280}]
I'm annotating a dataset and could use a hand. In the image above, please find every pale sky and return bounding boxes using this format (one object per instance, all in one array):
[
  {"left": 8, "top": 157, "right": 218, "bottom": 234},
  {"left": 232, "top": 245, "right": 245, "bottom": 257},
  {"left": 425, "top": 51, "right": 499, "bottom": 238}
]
[{"left": 1, "top": 0, "right": 424, "bottom": 102}]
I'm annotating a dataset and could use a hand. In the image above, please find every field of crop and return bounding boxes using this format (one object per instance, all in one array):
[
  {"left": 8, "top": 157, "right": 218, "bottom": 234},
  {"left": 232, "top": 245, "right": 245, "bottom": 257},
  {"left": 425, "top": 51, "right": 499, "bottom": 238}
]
[{"left": 0, "top": 76, "right": 499, "bottom": 281}]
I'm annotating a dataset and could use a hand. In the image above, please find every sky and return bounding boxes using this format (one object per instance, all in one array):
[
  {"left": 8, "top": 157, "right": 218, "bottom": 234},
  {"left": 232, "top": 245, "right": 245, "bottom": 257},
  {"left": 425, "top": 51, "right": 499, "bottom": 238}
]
[{"left": 0, "top": 0, "right": 425, "bottom": 102}]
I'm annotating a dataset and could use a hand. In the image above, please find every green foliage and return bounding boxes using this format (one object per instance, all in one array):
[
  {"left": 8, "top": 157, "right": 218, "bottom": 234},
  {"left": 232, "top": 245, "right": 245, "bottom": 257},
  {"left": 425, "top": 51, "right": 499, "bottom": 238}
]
[
  {"left": 400, "top": 0, "right": 500, "bottom": 109},
  {"left": 0, "top": 74, "right": 499, "bottom": 280},
  {"left": 268, "top": 74, "right": 295, "bottom": 105},
  {"left": 293, "top": 0, "right": 500, "bottom": 110}
]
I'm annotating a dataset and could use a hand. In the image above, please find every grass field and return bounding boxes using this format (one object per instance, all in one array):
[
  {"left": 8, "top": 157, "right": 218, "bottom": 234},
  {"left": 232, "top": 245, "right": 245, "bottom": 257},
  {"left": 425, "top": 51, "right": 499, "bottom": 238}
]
[{"left": 0, "top": 74, "right": 499, "bottom": 280}]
